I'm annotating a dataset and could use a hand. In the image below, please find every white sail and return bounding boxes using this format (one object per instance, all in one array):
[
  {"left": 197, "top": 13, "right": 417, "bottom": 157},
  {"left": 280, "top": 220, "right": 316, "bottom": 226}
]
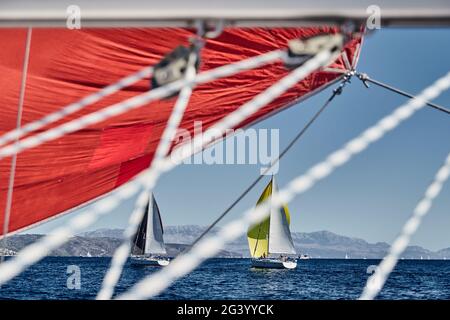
[
  {"left": 144, "top": 194, "right": 167, "bottom": 255},
  {"left": 268, "top": 176, "right": 296, "bottom": 255}
]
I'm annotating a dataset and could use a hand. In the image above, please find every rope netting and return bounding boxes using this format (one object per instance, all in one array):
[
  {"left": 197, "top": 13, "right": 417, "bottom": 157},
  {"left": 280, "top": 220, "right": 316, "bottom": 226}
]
[
  {"left": 190, "top": 75, "right": 352, "bottom": 248},
  {"left": 0, "top": 66, "right": 153, "bottom": 149},
  {"left": 117, "top": 71, "right": 450, "bottom": 300},
  {"left": 0, "top": 37, "right": 339, "bottom": 289},
  {"left": 0, "top": 50, "right": 285, "bottom": 161},
  {"left": 360, "top": 151, "right": 450, "bottom": 300},
  {"left": 97, "top": 51, "right": 199, "bottom": 300},
  {"left": 0, "top": 29, "right": 448, "bottom": 301}
]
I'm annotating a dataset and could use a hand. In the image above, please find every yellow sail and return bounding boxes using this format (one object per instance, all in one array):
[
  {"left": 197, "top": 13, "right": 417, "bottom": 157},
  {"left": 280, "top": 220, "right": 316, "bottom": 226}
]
[
  {"left": 247, "top": 180, "right": 272, "bottom": 258},
  {"left": 281, "top": 203, "right": 291, "bottom": 226},
  {"left": 247, "top": 177, "right": 292, "bottom": 258}
]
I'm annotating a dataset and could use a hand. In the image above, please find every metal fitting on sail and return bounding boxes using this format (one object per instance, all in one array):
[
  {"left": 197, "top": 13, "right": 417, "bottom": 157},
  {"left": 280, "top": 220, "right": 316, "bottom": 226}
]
[
  {"left": 334, "top": 71, "right": 354, "bottom": 95},
  {"left": 194, "top": 19, "right": 225, "bottom": 39},
  {"left": 357, "top": 72, "right": 371, "bottom": 88},
  {"left": 150, "top": 20, "right": 224, "bottom": 95},
  {"left": 151, "top": 42, "right": 201, "bottom": 96},
  {"left": 285, "top": 33, "right": 344, "bottom": 69}
]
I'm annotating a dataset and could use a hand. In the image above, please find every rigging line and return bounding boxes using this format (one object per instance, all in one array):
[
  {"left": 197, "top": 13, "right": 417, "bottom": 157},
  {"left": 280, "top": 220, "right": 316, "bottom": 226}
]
[
  {"left": 98, "top": 41, "right": 329, "bottom": 298},
  {"left": 0, "top": 50, "right": 284, "bottom": 161},
  {"left": 190, "top": 75, "right": 351, "bottom": 248},
  {"left": 96, "top": 50, "right": 199, "bottom": 300},
  {"left": 1, "top": 28, "right": 32, "bottom": 263},
  {"left": 357, "top": 72, "right": 450, "bottom": 115},
  {"left": 0, "top": 67, "right": 153, "bottom": 147},
  {"left": 360, "top": 151, "right": 450, "bottom": 300},
  {"left": 118, "top": 71, "right": 450, "bottom": 301},
  {"left": 0, "top": 66, "right": 153, "bottom": 148},
  {"left": 0, "top": 45, "right": 336, "bottom": 287}
]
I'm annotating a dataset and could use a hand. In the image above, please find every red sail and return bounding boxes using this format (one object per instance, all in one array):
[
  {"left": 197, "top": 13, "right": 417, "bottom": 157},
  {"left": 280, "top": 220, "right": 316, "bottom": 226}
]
[{"left": 0, "top": 27, "right": 362, "bottom": 234}]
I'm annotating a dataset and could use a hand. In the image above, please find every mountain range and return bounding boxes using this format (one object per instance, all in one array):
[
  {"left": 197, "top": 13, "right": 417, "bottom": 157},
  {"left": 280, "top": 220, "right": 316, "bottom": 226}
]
[
  {"left": 2, "top": 225, "right": 448, "bottom": 259},
  {"left": 159, "top": 225, "right": 450, "bottom": 259}
]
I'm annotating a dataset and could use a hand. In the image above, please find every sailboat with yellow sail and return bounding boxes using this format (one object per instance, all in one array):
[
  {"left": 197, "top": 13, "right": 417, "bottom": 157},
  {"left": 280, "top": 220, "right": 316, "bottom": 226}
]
[{"left": 247, "top": 176, "right": 297, "bottom": 269}]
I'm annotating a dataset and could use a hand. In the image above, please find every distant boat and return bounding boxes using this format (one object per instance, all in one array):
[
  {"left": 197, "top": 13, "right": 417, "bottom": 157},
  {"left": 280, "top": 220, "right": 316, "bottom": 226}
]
[
  {"left": 345, "top": 253, "right": 349, "bottom": 259},
  {"left": 299, "top": 254, "right": 310, "bottom": 260},
  {"left": 247, "top": 176, "right": 297, "bottom": 269},
  {"left": 0, "top": 249, "right": 15, "bottom": 257},
  {"left": 130, "top": 194, "right": 170, "bottom": 267}
]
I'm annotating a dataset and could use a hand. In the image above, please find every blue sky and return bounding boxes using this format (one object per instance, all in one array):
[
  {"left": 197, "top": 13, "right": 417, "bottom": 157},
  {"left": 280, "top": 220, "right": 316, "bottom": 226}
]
[{"left": 27, "top": 28, "right": 450, "bottom": 251}]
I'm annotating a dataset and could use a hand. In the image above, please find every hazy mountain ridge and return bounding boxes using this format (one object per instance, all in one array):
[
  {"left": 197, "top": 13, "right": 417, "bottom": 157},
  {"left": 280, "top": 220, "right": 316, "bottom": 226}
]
[
  {"left": 1, "top": 235, "right": 123, "bottom": 257},
  {"left": 81, "top": 225, "right": 449, "bottom": 259},
  {"left": 1, "top": 231, "right": 240, "bottom": 258},
  {"left": 437, "top": 247, "right": 450, "bottom": 257},
  {"left": 4, "top": 226, "right": 448, "bottom": 259},
  {"left": 160, "top": 226, "right": 445, "bottom": 259}
]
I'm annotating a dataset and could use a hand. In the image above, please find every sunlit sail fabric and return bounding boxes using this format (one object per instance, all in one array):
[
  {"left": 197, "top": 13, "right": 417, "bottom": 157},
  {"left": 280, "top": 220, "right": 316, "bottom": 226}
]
[
  {"left": 144, "top": 194, "right": 166, "bottom": 255},
  {"left": 247, "top": 180, "right": 273, "bottom": 258},
  {"left": 0, "top": 28, "right": 361, "bottom": 234},
  {"left": 267, "top": 176, "right": 296, "bottom": 255},
  {"left": 132, "top": 194, "right": 166, "bottom": 255}
]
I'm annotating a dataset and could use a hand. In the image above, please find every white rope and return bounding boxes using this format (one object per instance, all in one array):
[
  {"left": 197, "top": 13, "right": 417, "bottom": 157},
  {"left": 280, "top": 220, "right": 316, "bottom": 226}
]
[
  {"left": 96, "top": 52, "right": 198, "bottom": 300},
  {"left": 0, "top": 177, "right": 142, "bottom": 285},
  {"left": 117, "top": 71, "right": 450, "bottom": 300},
  {"left": 0, "top": 50, "right": 284, "bottom": 161},
  {"left": 168, "top": 49, "right": 339, "bottom": 169},
  {"left": 0, "top": 67, "right": 153, "bottom": 148},
  {"left": 0, "top": 47, "right": 327, "bottom": 286},
  {"left": 98, "top": 47, "right": 338, "bottom": 299},
  {"left": 1, "top": 28, "right": 32, "bottom": 261},
  {"left": 360, "top": 152, "right": 450, "bottom": 300}
]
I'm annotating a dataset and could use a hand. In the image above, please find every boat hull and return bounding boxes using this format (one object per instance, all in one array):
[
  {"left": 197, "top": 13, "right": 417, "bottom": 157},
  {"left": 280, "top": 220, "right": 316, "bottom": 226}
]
[
  {"left": 130, "top": 256, "right": 170, "bottom": 266},
  {"left": 251, "top": 258, "right": 297, "bottom": 269}
]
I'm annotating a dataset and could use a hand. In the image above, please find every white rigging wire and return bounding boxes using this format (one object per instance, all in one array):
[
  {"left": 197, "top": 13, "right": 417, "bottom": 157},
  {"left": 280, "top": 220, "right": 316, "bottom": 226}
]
[
  {"left": 96, "top": 52, "right": 198, "bottom": 300},
  {"left": 0, "top": 45, "right": 334, "bottom": 287},
  {"left": 117, "top": 71, "right": 450, "bottom": 300},
  {"left": 0, "top": 67, "right": 153, "bottom": 148},
  {"left": 0, "top": 50, "right": 284, "bottom": 161},
  {"left": 360, "top": 152, "right": 450, "bottom": 300}
]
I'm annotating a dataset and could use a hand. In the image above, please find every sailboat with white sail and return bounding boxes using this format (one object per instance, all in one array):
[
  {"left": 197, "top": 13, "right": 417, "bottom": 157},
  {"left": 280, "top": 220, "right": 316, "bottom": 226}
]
[
  {"left": 130, "top": 193, "right": 170, "bottom": 266},
  {"left": 247, "top": 176, "right": 297, "bottom": 269}
]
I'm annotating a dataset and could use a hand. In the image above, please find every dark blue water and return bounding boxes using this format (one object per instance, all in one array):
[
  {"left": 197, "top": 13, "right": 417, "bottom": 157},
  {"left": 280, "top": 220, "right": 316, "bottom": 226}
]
[{"left": 1, "top": 258, "right": 450, "bottom": 300}]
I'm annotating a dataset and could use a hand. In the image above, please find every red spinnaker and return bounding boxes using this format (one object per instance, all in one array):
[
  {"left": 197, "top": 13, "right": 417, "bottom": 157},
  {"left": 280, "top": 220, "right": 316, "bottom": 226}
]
[{"left": 0, "top": 27, "right": 362, "bottom": 234}]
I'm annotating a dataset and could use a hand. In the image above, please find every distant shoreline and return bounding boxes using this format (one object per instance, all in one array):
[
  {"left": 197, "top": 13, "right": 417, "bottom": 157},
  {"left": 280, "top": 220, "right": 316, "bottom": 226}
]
[
  {"left": 5, "top": 226, "right": 450, "bottom": 260},
  {"left": 2, "top": 255, "right": 450, "bottom": 262}
]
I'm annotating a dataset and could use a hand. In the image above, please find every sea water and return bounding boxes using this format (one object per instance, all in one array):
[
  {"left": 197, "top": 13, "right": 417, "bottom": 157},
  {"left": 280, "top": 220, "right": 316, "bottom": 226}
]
[{"left": 1, "top": 257, "right": 449, "bottom": 300}]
